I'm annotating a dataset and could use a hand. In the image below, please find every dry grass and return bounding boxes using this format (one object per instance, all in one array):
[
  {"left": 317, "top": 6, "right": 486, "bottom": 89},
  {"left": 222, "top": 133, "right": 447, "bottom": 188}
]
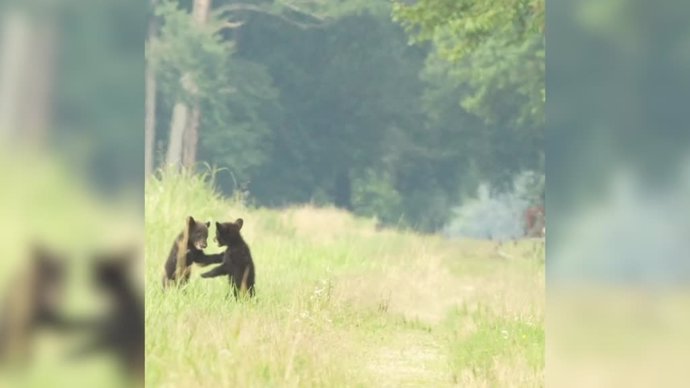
[{"left": 145, "top": 170, "right": 544, "bottom": 387}]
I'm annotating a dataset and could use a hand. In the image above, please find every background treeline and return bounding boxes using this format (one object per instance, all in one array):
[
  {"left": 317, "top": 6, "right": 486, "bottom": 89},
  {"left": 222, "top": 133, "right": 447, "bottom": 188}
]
[{"left": 146, "top": 0, "right": 545, "bottom": 233}]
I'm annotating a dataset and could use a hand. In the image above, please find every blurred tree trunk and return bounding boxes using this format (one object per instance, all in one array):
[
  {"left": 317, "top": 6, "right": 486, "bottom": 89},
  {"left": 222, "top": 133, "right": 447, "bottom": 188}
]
[
  {"left": 0, "top": 13, "right": 28, "bottom": 139},
  {"left": 182, "top": 104, "right": 200, "bottom": 166},
  {"left": 145, "top": 5, "right": 157, "bottom": 176},
  {"left": 25, "top": 21, "right": 55, "bottom": 145},
  {"left": 0, "top": 12, "right": 55, "bottom": 146},
  {"left": 166, "top": 102, "right": 188, "bottom": 166}
]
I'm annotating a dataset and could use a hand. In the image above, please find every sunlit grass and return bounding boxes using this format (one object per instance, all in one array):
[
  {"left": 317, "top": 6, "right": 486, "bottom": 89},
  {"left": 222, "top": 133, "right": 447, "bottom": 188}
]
[{"left": 145, "top": 168, "right": 544, "bottom": 387}]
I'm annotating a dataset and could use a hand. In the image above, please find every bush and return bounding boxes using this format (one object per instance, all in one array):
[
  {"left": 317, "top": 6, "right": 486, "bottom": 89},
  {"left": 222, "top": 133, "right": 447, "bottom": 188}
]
[
  {"left": 444, "top": 171, "right": 543, "bottom": 240},
  {"left": 351, "top": 169, "right": 403, "bottom": 225}
]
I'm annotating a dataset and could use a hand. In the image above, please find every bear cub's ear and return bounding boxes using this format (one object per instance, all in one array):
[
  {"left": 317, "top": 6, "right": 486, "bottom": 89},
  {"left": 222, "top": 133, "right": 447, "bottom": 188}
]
[
  {"left": 205, "top": 221, "right": 210, "bottom": 227},
  {"left": 187, "top": 216, "right": 196, "bottom": 226},
  {"left": 215, "top": 221, "right": 222, "bottom": 230},
  {"left": 235, "top": 218, "right": 243, "bottom": 230}
]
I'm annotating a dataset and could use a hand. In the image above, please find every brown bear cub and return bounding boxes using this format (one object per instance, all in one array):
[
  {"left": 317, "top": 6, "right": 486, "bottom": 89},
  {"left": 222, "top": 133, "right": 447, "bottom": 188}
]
[
  {"left": 0, "top": 245, "right": 67, "bottom": 364},
  {"left": 162, "top": 216, "right": 222, "bottom": 287},
  {"left": 72, "top": 249, "right": 144, "bottom": 382},
  {"left": 201, "top": 218, "right": 255, "bottom": 299}
]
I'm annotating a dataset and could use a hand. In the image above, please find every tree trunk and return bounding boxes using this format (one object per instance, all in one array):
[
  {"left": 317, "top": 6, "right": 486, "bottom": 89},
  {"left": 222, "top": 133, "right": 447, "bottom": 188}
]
[
  {"left": 167, "top": 0, "right": 211, "bottom": 169},
  {"left": 24, "top": 21, "right": 56, "bottom": 145},
  {"left": 165, "top": 101, "right": 188, "bottom": 167},
  {"left": 0, "top": 12, "right": 28, "bottom": 139},
  {"left": 145, "top": 16, "right": 157, "bottom": 177},
  {"left": 192, "top": 0, "right": 212, "bottom": 24},
  {"left": 0, "top": 12, "right": 57, "bottom": 146},
  {"left": 180, "top": 0, "right": 212, "bottom": 168},
  {"left": 182, "top": 101, "right": 200, "bottom": 167}
]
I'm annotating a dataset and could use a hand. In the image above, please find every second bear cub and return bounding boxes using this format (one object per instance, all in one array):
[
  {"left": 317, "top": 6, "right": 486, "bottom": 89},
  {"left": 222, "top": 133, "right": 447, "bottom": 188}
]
[{"left": 201, "top": 218, "right": 255, "bottom": 299}]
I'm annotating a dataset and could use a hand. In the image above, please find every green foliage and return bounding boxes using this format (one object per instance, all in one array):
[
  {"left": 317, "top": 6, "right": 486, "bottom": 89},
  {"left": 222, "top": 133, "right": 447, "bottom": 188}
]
[
  {"left": 151, "top": 0, "right": 235, "bottom": 107},
  {"left": 240, "top": 12, "right": 428, "bottom": 206},
  {"left": 198, "top": 58, "right": 280, "bottom": 186},
  {"left": 392, "top": 0, "right": 544, "bottom": 58},
  {"left": 393, "top": 0, "right": 544, "bottom": 127},
  {"left": 149, "top": 0, "right": 545, "bottom": 232},
  {"left": 394, "top": 0, "right": 545, "bottom": 189},
  {"left": 352, "top": 169, "right": 403, "bottom": 224}
]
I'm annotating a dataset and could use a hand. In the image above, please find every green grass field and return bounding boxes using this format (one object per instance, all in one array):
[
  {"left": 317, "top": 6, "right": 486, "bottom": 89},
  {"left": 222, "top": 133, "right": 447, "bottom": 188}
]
[{"left": 145, "top": 170, "right": 544, "bottom": 387}]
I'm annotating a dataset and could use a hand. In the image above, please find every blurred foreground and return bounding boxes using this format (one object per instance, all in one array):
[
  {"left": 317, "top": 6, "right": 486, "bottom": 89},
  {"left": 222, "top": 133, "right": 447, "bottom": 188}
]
[
  {"left": 0, "top": 149, "right": 143, "bottom": 388},
  {"left": 548, "top": 0, "right": 690, "bottom": 386},
  {"left": 0, "top": 0, "right": 142, "bottom": 386},
  {"left": 548, "top": 288, "right": 690, "bottom": 387}
]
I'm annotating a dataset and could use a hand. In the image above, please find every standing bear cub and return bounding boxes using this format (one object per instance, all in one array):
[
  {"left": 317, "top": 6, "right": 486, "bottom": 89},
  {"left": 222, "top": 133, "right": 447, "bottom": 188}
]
[
  {"left": 201, "top": 218, "right": 255, "bottom": 299},
  {"left": 162, "top": 216, "right": 222, "bottom": 288}
]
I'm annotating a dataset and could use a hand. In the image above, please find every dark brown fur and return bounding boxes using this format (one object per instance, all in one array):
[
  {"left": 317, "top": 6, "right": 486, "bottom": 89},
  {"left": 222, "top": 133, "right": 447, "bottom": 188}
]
[
  {"left": 70, "top": 249, "right": 144, "bottom": 385},
  {"left": 162, "top": 216, "right": 222, "bottom": 288},
  {"left": 200, "top": 218, "right": 255, "bottom": 299},
  {"left": 0, "top": 245, "right": 67, "bottom": 364}
]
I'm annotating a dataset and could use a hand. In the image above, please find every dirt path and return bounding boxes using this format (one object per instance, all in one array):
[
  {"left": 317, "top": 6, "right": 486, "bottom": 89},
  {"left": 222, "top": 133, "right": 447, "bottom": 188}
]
[
  {"left": 342, "top": 254, "right": 473, "bottom": 386},
  {"left": 366, "top": 330, "right": 451, "bottom": 387}
]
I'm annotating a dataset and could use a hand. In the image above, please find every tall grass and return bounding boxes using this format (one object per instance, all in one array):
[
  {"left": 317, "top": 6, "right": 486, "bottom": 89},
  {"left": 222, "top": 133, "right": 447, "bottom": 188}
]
[{"left": 145, "top": 168, "right": 544, "bottom": 387}]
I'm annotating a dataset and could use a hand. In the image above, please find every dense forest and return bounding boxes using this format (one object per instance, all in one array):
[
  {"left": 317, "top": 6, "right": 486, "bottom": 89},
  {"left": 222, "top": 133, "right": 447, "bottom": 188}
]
[{"left": 146, "top": 0, "right": 545, "bottom": 232}]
